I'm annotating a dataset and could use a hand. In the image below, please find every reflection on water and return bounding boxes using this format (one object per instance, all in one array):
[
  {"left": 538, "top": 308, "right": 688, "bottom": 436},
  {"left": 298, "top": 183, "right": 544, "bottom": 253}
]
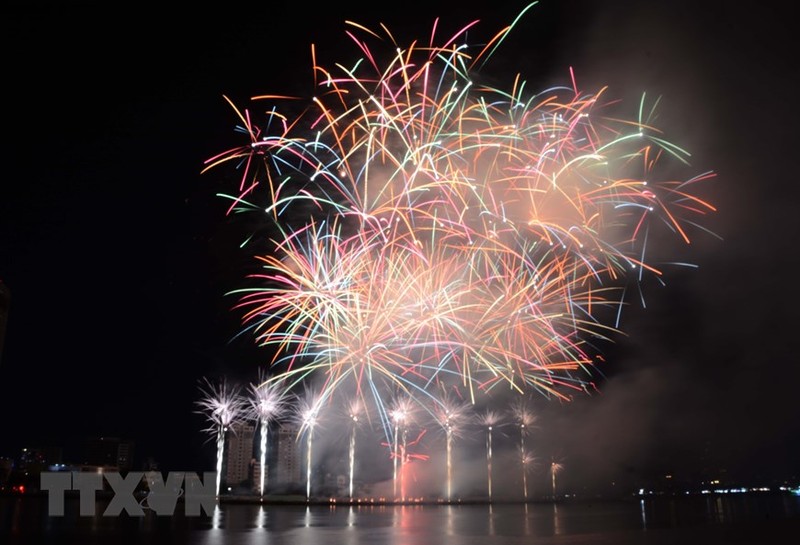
[
  {"left": 639, "top": 498, "right": 647, "bottom": 529},
  {"left": 711, "top": 496, "right": 726, "bottom": 523},
  {"left": 255, "top": 506, "right": 266, "bottom": 529},
  {"left": 552, "top": 503, "right": 563, "bottom": 536},
  {"left": 523, "top": 502, "right": 530, "bottom": 535},
  {"left": 2, "top": 493, "right": 800, "bottom": 544}
]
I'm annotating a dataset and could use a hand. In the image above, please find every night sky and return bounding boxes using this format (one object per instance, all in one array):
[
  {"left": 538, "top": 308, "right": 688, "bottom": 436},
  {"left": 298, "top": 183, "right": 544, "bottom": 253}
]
[{"left": 2, "top": 1, "right": 798, "bottom": 495}]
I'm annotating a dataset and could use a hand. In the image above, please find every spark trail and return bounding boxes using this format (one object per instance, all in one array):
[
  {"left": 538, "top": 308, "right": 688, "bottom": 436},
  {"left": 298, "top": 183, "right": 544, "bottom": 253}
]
[
  {"left": 480, "top": 410, "right": 502, "bottom": 501},
  {"left": 248, "top": 371, "right": 289, "bottom": 497},
  {"left": 511, "top": 398, "right": 537, "bottom": 501},
  {"left": 196, "top": 378, "right": 247, "bottom": 497}
]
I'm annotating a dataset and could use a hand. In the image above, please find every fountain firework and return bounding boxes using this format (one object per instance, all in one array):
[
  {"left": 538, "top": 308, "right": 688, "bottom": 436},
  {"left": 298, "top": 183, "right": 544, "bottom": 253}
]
[
  {"left": 390, "top": 396, "right": 414, "bottom": 500},
  {"left": 511, "top": 398, "right": 537, "bottom": 501},
  {"left": 479, "top": 409, "right": 502, "bottom": 501},
  {"left": 434, "top": 393, "right": 471, "bottom": 501},
  {"left": 196, "top": 377, "right": 247, "bottom": 497},
  {"left": 295, "top": 387, "right": 324, "bottom": 502},
  {"left": 248, "top": 371, "right": 289, "bottom": 497},
  {"left": 551, "top": 458, "right": 564, "bottom": 499},
  {"left": 347, "top": 399, "right": 363, "bottom": 500}
]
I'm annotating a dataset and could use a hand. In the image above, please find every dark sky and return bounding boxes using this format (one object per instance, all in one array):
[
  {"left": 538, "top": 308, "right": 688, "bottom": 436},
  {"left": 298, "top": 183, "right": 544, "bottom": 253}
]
[{"left": 2, "top": 0, "right": 798, "bottom": 495}]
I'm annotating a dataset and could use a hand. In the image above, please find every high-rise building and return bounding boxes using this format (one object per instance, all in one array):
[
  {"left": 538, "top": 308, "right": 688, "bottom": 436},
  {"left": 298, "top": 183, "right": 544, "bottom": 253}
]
[
  {"left": 0, "top": 279, "right": 10, "bottom": 366},
  {"left": 84, "top": 437, "right": 135, "bottom": 471},
  {"left": 276, "top": 424, "right": 302, "bottom": 487},
  {"left": 251, "top": 424, "right": 284, "bottom": 493},
  {"left": 225, "top": 422, "right": 255, "bottom": 488}
]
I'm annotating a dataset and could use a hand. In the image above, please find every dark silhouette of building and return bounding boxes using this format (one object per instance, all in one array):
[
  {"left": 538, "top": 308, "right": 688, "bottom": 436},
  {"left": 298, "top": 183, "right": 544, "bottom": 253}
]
[
  {"left": 0, "top": 279, "right": 10, "bottom": 366},
  {"left": 225, "top": 422, "right": 255, "bottom": 490},
  {"left": 3, "top": 446, "right": 64, "bottom": 492},
  {"left": 276, "top": 424, "right": 302, "bottom": 489},
  {"left": 19, "top": 446, "right": 62, "bottom": 468},
  {"left": 84, "top": 437, "right": 135, "bottom": 471}
]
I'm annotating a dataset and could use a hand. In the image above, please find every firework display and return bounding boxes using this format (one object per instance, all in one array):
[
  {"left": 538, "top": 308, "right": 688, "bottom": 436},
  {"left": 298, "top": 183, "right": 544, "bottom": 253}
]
[
  {"left": 346, "top": 399, "right": 363, "bottom": 500},
  {"left": 433, "top": 392, "right": 471, "bottom": 501},
  {"left": 200, "top": 4, "right": 716, "bottom": 500},
  {"left": 511, "top": 396, "right": 537, "bottom": 500},
  {"left": 247, "top": 370, "right": 290, "bottom": 497},
  {"left": 479, "top": 409, "right": 502, "bottom": 501},
  {"left": 196, "top": 377, "right": 247, "bottom": 497}
]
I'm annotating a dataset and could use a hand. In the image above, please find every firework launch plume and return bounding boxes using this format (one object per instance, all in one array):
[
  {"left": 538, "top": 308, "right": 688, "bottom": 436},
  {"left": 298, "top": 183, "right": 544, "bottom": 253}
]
[
  {"left": 196, "top": 377, "right": 247, "bottom": 497},
  {"left": 292, "top": 386, "right": 325, "bottom": 501},
  {"left": 479, "top": 409, "right": 503, "bottom": 501},
  {"left": 510, "top": 396, "right": 537, "bottom": 500},
  {"left": 248, "top": 369, "right": 290, "bottom": 496},
  {"left": 432, "top": 391, "right": 472, "bottom": 500}
]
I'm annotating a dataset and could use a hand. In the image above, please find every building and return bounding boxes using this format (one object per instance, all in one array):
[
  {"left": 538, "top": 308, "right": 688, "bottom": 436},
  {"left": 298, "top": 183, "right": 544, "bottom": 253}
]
[
  {"left": 276, "top": 424, "right": 302, "bottom": 488},
  {"left": 84, "top": 437, "right": 135, "bottom": 471},
  {"left": 250, "top": 424, "right": 288, "bottom": 493},
  {"left": 0, "top": 279, "right": 10, "bottom": 366},
  {"left": 3, "top": 446, "right": 65, "bottom": 492},
  {"left": 225, "top": 422, "right": 255, "bottom": 489},
  {"left": 19, "top": 446, "right": 62, "bottom": 468}
]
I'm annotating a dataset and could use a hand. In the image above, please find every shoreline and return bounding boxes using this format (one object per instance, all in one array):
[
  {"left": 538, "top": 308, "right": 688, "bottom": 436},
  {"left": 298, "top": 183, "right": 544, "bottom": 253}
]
[{"left": 2, "top": 488, "right": 797, "bottom": 507}]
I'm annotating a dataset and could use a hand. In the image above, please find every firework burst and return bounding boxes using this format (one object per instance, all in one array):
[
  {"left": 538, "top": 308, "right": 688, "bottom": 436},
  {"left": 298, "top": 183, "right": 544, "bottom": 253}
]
[{"left": 203, "top": 3, "right": 718, "bottom": 488}]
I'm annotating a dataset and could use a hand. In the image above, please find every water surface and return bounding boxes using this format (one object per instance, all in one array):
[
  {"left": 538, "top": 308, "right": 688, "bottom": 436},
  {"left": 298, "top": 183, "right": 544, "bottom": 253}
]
[{"left": 3, "top": 493, "right": 798, "bottom": 544}]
